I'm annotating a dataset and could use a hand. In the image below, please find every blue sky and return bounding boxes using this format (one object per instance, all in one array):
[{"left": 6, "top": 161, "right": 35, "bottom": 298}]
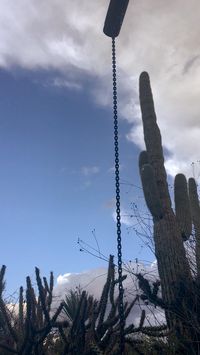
[
  {"left": 1, "top": 0, "right": 200, "bottom": 293},
  {"left": 1, "top": 68, "right": 153, "bottom": 293}
]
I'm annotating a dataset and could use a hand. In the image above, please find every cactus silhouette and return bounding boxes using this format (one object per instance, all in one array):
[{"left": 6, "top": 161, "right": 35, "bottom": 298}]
[
  {"left": 174, "top": 173, "right": 192, "bottom": 240},
  {"left": 0, "top": 265, "right": 65, "bottom": 354},
  {"left": 189, "top": 177, "right": 200, "bottom": 279},
  {"left": 138, "top": 71, "right": 200, "bottom": 353},
  {"left": 0, "top": 258, "right": 161, "bottom": 354}
]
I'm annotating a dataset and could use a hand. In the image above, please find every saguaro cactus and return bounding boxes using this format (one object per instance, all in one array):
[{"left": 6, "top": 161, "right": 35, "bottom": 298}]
[
  {"left": 189, "top": 177, "right": 200, "bottom": 279},
  {"left": 174, "top": 173, "right": 192, "bottom": 241},
  {"left": 138, "top": 71, "right": 197, "bottom": 350}
]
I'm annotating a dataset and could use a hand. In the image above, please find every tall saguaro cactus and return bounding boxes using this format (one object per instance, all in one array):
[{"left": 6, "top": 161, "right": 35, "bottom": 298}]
[
  {"left": 138, "top": 71, "right": 198, "bottom": 350},
  {"left": 189, "top": 177, "right": 200, "bottom": 279}
]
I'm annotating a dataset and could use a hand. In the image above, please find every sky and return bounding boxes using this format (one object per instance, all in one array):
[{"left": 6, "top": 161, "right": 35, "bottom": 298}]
[{"left": 1, "top": 0, "right": 200, "bottom": 295}]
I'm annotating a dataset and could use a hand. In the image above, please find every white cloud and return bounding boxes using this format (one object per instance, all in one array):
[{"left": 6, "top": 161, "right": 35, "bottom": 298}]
[
  {"left": 55, "top": 267, "right": 108, "bottom": 300},
  {"left": 112, "top": 208, "right": 133, "bottom": 227},
  {"left": 81, "top": 165, "right": 100, "bottom": 176},
  {"left": 54, "top": 260, "right": 163, "bottom": 327},
  {"left": 1, "top": 0, "right": 200, "bottom": 177},
  {"left": 52, "top": 77, "right": 82, "bottom": 90},
  {"left": 57, "top": 272, "right": 72, "bottom": 284},
  {"left": 0, "top": 0, "right": 108, "bottom": 73}
]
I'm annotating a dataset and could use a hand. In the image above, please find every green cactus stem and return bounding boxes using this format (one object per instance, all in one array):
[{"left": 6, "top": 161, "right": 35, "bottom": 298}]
[
  {"left": 139, "top": 71, "right": 171, "bottom": 211},
  {"left": 189, "top": 177, "right": 200, "bottom": 279},
  {"left": 140, "top": 162, "right": 163, "bottom": 221},
  {"left": 139, "top": 150, "right": 149, "bottom": 170},
  {"left": 139, "top": 71, "right": 192, "bottom": 340},
  {"left": 174, "top": 173, "right": 192, "bottom": 241}
]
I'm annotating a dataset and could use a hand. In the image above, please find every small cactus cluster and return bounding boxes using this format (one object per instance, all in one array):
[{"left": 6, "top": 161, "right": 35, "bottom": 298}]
[
  {"left": 0, "top": 256, "right": 166, "bottom": 355},
  {"left": 0, "top": 265, "right": 66, "bottom": 355},
  {"left": 58, "top": 255, "right": 152, "bottom": 355},
  {"left": 138, "top": 71, "right": 200, "bottom": 353}
]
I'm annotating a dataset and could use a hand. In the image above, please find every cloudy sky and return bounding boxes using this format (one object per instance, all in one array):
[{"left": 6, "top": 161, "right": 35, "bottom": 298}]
[{"left": 1, "top": 0, "right": 200, "bottom": 294}]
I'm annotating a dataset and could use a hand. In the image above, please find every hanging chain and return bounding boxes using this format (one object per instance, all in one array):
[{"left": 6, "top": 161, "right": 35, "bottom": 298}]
[{"left": 112, "top": 37, "right": 125, "bottom": 354}]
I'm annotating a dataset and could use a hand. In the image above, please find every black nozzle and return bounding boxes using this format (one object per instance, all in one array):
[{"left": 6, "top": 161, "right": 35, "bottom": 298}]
[{"left": 103, "top": 0, "right": 129, "bottom": 38}]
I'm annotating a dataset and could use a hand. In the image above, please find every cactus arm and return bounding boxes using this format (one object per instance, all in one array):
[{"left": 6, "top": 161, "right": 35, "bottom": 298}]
[
  {"left": 189, "top": 178, "right": 200, "bottom": 279},
  {"left": 139, "top": 150, "right": 149, "bottom": 170},
  {"left": 139, "top": 71, "right": 171, "bottom": 211},
  {"left": 174, "top": 173, "right": 192, "bottom": 241},
  {"left": 140, "top": 163, "right": 163, "bottom": 221}
]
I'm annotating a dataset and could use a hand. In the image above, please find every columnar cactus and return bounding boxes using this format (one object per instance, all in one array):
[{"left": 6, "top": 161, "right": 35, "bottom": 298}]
[
  {"left": 174, "top": 174, "right": 192, "bottom": 241},
  {"left": 189, "top": 177, "right": 200, "bottom": 279},
  {"left": 0, "top": 266, "right": 65, "bottom": 355},
  {"left": 138, "top": 71, "right": 197, "bottom": 350},
  {"left": 0, "top": 259, "right": 164, "bottom": 355}
]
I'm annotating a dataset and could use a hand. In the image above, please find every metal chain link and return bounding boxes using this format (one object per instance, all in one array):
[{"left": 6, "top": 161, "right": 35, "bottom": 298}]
[{"left": 111, "top": 37, "right": 125, "bottom": 354}]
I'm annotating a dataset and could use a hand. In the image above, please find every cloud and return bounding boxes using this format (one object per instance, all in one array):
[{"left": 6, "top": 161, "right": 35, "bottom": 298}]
[
  {"left": 0, "top": 0, "right": 108, "bottom": 73},
  {"left": 51, "top": 77, "right": 82, "bottom": 90},
  {"left": 54, "top": 259, "right": 164, "bottom": 327},
  {"left": 81, "top": 165, "right": 100, "bottom": 177},
  {"left": 112, "top": 206, "right": 136, "bottom": 227},
  {"left": 1, "top": 0, "right": 200, "bottom": 177}
]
